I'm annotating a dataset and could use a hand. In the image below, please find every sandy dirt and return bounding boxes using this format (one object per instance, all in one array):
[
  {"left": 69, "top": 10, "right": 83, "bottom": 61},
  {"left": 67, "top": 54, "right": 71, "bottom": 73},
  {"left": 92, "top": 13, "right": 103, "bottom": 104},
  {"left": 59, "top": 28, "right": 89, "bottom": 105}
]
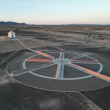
[
  {"left": 0, "top": 50, "right": 101, "bottom": 110},
  {"left": 0, "top": 25, "right": 110, "bottom": 110},
  {"left": 0, "top": 38, "right": 52, "bottom": 52}
]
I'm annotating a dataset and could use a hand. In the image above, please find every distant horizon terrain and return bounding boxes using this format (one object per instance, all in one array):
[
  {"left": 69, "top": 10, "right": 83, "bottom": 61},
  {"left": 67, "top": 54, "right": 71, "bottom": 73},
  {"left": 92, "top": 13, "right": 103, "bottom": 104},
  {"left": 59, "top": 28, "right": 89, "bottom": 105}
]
[
  {"left": 0, "top": 21, "right": 27, "bottom": 25},
  {"left": 0, "top": 21, "right": 110, "bottom": 26}
]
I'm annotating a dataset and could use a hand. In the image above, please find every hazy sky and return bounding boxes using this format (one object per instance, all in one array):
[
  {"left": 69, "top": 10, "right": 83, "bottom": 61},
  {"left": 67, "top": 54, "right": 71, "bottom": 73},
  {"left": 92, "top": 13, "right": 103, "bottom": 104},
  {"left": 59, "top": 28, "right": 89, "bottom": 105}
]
[{"left": 0, "top": 0, "right": 110, "bottom": 24}]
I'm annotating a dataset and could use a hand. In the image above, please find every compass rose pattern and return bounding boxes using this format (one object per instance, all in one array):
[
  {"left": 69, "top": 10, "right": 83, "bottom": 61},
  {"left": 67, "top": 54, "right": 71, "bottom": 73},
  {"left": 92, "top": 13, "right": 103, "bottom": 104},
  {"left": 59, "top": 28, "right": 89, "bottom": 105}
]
[{"left": 10, "top": 51, "right": 110, "bottom": 82}]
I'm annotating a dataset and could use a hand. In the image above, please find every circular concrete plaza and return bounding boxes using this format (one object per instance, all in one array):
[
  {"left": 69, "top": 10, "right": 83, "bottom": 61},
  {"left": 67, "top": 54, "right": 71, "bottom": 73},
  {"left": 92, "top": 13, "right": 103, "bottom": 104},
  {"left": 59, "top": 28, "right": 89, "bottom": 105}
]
[{"left": 7, "top": 50, "right": 110, "bottom": 92}]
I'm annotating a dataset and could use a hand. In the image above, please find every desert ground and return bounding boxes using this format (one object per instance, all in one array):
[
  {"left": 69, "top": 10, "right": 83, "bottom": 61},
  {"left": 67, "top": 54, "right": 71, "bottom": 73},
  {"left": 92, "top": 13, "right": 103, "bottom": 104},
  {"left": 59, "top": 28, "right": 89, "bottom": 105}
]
[{"left": 0, "top": 25, "right": 110, "bottom": 110}]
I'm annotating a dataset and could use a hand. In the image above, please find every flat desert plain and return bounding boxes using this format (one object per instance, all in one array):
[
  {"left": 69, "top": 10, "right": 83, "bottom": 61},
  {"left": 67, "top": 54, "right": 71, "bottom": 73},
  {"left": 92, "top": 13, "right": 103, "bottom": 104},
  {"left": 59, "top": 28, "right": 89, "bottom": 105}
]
[{"left": 0, "top": 25, "right": 110, "bottom": 110}]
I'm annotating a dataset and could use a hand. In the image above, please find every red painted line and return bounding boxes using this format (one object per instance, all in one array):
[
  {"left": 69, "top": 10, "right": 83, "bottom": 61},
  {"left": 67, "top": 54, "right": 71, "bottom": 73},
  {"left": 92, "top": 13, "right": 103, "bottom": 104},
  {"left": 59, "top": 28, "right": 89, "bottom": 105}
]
[
  {"left": 58, "top": 64, "right": 61, "bottom": 78},
  {"left": 69, "top": 62, "right": 110, "bottom": 81},
  {"left": 37, "top": 51, "right": 55, "bottom": 59},
  {"left": 71, "top": 60, "right": 99, "bottom": 63},
  {"left": 27, "top": 58, "right": 52, "bottom": 62}
]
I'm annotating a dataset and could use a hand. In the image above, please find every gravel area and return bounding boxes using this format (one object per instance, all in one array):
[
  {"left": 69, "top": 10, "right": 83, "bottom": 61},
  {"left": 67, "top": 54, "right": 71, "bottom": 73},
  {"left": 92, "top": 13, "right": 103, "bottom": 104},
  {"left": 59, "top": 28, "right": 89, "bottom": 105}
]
[
  {"left": 33, "top": 65, "right": 57, "bottom": 78},
  {"left": 13, "top": 73, "right": 110, "bottom": 91},
  {"left": 64, "top": 65, "right": 89, "bottom": 78},
  {"left": 1, "top": 26, "right": 110, "bottom": 109}
]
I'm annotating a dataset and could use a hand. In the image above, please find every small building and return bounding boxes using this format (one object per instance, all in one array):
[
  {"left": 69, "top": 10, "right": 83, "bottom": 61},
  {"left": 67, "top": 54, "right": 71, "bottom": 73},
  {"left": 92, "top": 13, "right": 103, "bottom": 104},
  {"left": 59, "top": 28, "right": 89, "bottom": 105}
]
[{"left": 8, "top": 31, "right": 16, "bottom": 38}]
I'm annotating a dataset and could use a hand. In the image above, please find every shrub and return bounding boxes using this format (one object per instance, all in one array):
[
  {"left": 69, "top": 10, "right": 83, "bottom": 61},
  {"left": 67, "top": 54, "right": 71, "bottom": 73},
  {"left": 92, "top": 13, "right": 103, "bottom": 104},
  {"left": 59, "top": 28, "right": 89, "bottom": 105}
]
[
  {"left": 99, "top": 35, "right": 101, "bottom": 37},
  {"left": 15, "top": 28, "right": 20, "bottom": 31},
  {"left": 85, "top": 41, "right": 89, "bottom": 44}
]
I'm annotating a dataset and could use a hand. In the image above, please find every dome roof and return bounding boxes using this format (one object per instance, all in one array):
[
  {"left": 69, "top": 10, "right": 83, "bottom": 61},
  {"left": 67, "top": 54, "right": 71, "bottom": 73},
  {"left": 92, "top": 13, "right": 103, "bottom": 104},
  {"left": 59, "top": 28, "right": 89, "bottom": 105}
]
[{"left": 8, "top": 31, "right": 15, "bottom": 33}]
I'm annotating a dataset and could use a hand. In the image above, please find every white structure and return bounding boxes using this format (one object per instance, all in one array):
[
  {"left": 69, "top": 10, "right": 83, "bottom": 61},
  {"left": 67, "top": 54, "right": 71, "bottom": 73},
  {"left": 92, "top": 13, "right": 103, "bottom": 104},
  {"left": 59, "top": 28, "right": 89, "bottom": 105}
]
[{"left": 8, "top": 31, "right": 16, "bottom": 38}]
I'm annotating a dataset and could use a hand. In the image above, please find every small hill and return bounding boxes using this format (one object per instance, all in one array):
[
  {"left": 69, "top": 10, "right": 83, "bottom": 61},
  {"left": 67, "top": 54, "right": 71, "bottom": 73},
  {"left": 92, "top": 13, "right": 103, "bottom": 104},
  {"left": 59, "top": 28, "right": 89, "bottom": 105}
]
[{"left": 0, "top": 21, "right": 27, "bottom": 25}]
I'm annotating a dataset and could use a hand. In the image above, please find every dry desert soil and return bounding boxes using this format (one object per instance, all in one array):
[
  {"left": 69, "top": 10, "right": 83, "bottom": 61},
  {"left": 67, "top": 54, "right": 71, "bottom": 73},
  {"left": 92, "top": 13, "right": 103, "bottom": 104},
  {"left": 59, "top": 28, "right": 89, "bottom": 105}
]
[{"left": 0, "top": 25, "right": 110, "bottom": 110}]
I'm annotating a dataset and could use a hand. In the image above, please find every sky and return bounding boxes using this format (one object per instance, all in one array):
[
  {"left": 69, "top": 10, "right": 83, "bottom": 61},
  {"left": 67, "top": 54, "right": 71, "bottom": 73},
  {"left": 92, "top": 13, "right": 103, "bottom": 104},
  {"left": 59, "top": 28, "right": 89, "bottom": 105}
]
[{"left": 0, "top": 0, "right": 110, "bottom": 24}]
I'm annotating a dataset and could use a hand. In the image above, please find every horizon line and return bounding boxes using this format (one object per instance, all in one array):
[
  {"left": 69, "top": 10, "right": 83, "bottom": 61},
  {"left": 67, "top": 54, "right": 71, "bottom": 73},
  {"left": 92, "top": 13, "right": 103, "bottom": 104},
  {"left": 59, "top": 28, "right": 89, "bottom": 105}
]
[{"left": 0, "top": 21, "right": 110, "bottom": 25}]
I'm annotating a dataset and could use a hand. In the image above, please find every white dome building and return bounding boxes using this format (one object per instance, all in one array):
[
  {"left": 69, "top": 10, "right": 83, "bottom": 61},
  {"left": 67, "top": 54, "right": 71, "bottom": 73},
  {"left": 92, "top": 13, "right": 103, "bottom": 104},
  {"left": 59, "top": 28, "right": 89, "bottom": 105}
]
[{"left": 8, "top": 31, "right": 16, "bottom": 38}]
